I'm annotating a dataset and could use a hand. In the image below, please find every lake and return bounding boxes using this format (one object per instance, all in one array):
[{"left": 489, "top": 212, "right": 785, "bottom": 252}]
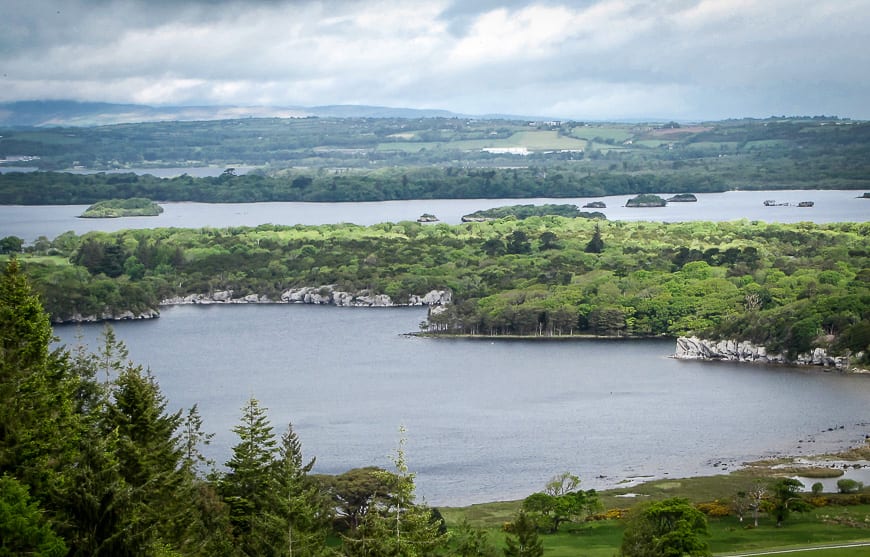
[
  {"left": 54, "top": 304, "right": 870, "bottom": 507},
  {"left": 2, "top": 189, "right": 868, "bottom": 242}
]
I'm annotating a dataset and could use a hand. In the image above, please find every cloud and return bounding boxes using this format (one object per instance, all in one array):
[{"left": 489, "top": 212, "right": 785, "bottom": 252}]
[{"left": 1, "top": 0, "right": 868, "bottom": 120}]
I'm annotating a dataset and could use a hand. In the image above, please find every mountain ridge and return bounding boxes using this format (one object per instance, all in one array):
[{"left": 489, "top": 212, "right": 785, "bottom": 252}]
[{"left": 0, "top": 100, "right": 549, "bottom": 127}]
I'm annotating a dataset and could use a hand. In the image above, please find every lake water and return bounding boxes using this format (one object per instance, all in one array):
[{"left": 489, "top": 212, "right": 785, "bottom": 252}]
[
  {"left": 54, "top": 304, "right": 870, "bottom": 506},
  {"left": 2, "top": 189, "right": 868, "bottom": 242}
]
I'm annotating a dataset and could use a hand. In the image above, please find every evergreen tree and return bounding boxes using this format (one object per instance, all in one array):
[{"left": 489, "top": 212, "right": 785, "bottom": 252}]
[
  {"left": 271, "top": 423, "right": 331, "bottom": 557},
  {"left": 0, "top": 258, "right": 84, "bottom": 522},
  {"left": 0, "top": 474, "right": 67, "bottom": 557},
  {"left": 504, "top": 511, "right": 544, "bottom": 557},
  {"left": 106, "top": 358, "right": 186, "bottom": 550},
  {"left": 585, "top": 223, "right": 605, "bottom": 253},
  {"left": 219, "top": 397, "right": 281, "bottom": 555},
  {"left": 181, "top": 404, "right": 215, "bottom": 476},
  {"left": 453, "top": 519, "right": 499, "bottom": 557}
]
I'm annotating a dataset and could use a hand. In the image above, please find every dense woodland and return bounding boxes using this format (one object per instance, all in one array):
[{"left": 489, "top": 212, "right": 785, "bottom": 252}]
[
  {"left": 6, "top": 217, "right": 869, "bottom": 364},
  {"left": 1, "top": 116, "right": 870, "bottom": 204}
]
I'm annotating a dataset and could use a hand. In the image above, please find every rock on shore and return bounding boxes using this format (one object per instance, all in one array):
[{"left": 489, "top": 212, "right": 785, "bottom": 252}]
[
  {"left": 674, "top": 336, "right": 854, "bottom": 370},
  {"left": 161, "top": 286, "right": 452, "bottom": 308},
  {"left": 53, "top": 308, "right": 160, "bottom": 324}
]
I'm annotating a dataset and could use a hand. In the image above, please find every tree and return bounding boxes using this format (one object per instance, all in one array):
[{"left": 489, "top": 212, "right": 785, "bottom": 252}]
[
  {"left": 0, "top": 474, "right": 67, "bottom": 557},
  {"left": 342, "top": 427, "right": 448, "bottom": 557},
  {"left": 506, "top": 230, "right": 531, "bottom": 254},
  {"left": 748, "top": 482, "right": 766, "bottom": 528},
  {"left": 219, "top": 397, "right": 280, "bottom": 554},
  {"left": 522, "top": 472, "right": 600, "bottom": 533},
  {"left": 270, "top": 422, "right": 331, "bottom": 557},
  {"left": 105, "top": 360, "right": 186, "bottom": 550},
  {"left": 620, "top": 497, "right": 710, "bottom": 557},
  {"left": 836, "top": 478, "right": 863, "bottom": 493},
  {"left": 767, "top": 478, "right": 811, "bottom": 527},
  {"left": 0, "top": 235, "right": 24, "bottom": 254},
  {"left": 453, "top": 519, "right": 499, "bottom": 557},
  {"left": 320, "top": 466, "right": 393, "bottom": 531},
  {"left": 539, "top": 231, "right": 560, "bottom": 250},
  {"left": 0, "top": 257, "right": 81, "bottom": 498},
  {"left": 504, "top": 511, "right": 544, "bottom": 557},
  {"left": 585, "top": 224, "right": 604, "bottom": 253}
]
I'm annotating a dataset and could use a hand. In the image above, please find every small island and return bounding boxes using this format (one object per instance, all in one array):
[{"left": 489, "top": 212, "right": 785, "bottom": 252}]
[
  {"left": 666, "top": 193, "right": 697, "bottom": 202},
  {"left": 582, "top": 201, "right": 607, "bottom": 208},
  {"left": 416, "top": 213, "right": 439, "bottom": 222},
  {"left": 461, "top": 204, "right": 605, "bottom": 221},
  {"left": 80, "top": 198, "right": 163, "bottom": 218},
  {"left": 625, "top": 194, "right": 667, "bottom": 207}
]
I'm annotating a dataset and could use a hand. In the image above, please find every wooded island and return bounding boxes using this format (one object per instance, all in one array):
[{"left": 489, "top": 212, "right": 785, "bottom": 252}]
[{"left": 7, "top": 217, "right": 868, "bottom": 368}]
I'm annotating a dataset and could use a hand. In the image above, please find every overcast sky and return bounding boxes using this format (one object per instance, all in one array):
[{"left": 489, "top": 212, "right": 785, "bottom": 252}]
[{"left": 2, "top": 0, "right": 869, "bottom": 120}]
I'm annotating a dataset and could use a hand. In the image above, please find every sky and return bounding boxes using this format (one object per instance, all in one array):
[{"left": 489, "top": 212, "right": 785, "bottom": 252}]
[{"left": 2, "top": 0, "right": 869, "bottom": 121}]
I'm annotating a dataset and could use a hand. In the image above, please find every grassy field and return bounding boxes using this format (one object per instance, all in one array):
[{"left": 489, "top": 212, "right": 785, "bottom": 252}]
[
  {"left": 376, "top": 130, "right": 586, "bottom": 152},
  {"left": 569, "top": 125, "right": 635, "bottom": 143},
  {"left": 441, "top": 464, "right": 870, "bottom": 556}
]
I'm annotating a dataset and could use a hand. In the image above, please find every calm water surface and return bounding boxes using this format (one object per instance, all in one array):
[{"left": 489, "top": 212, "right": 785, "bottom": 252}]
[
  {"left": 54, "top": 304, "right": 870, "bottom": 506},
  {"left": 3, "top": 189, "right": 868, "bottom": 242}
]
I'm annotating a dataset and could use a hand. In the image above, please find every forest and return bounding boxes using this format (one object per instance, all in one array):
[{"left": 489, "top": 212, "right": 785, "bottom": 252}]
[
  {"left": 1, "top": 116, "right": 870, "bottom": 203},
  {"left": 6, "top": 216, "right": 869, "bottom": 365}
]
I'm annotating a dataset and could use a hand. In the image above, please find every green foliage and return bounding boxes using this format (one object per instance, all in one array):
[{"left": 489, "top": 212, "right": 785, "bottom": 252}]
[
  {"left": 462, "top": 204, "right": 605, "bottom": 220},
  {"left": 0, "top": 474, "right": 66, "bottom": 557},
  {"left": 15, "top": 219, "right": 870, "bottom": 367},
  {"left": 452, "top": 519, "right": 500, "bottom": 557},
  {"left": 219, "top": 397, "right": 281, "bottom": 553},
  {"left": 626, "top": 194, "right": 667, "bottom": 207},
  {"left": 836, "top": 479, "right": 864, "bottom": 494},
  {"left": 0, "top": 235, "right": 24, "bottom": 254},
  {"left": 620, "top": 497, "right": 710, "bottom": 557},
  {"left": 80, "top": 198, "right": 163, "bottom": 218},
  {"left": 3, "top": 116, "right": 869, "bottom": 196},
  {"left": 340, "top": 428, "right": 449, "bottom": 557},
  {"left": 522, "top": 472, "right": 601, "bottom": 533},
  {"left": 767, "top": 478, "right": 812, "bottom": 527},
  {"left": 504, "top": 511, "right": 544, "bottom": 557}
]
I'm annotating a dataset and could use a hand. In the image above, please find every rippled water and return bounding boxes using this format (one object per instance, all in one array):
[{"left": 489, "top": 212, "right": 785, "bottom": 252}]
[
  {"left": 3, "top": 189, "right": 867, "bottom": 242},
  {"left": 54, "top": 304, "right": 870, "bottom": 506}
]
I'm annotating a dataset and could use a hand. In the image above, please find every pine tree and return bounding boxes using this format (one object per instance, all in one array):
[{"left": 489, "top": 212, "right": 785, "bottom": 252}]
[
  {"left": 271, "top": 423, "right": 331, "bottom": 557},
  {"left": 0, "top": 258, "right": 84, "bottom": 519},
  {"left": 584, "top": 223, "right": 605, "bottom": 253},
  {"left": 106, "top": 358, "right": 186, "bottom": 549},
  {"left": 504, "top": 511, "right": 544, "bottom": 557},
  {"left": 219, "top": 397, "right": 281, "bottom": 555},
  {"left": 0, "top": 474, "right": 67, "bottom": 557}
]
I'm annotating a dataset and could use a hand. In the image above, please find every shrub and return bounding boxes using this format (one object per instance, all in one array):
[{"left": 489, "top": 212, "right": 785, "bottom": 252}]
[
  {"left": 812, "top": 482, "right": 824, "bottom": 494},
  {"left": 837, "top": 479, "right": 864, "bottom": 494},
  {"left": 696, "top": 500, "right": 731, "bottom": 517}
]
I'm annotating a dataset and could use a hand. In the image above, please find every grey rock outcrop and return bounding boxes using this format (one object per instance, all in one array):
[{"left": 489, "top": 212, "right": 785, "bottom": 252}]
[
  {"left": 54, "top": 308, "right": 159, "bottom": 324},
  {"left": 674, "top": 336, "right": 851, "bottom": 370},
  {"left": 162, "top": 286, "right": 451, "bottom": 308}
]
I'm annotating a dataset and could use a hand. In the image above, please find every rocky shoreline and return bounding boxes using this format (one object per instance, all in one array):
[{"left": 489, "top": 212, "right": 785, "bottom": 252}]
[
  {"left": 674, "top": 335, "right": 867, "bottom": 373},
  {"left": 161, "top": 286, "right": 452, "bottom": 308},
  {"left": 53, "top": 286, "right": 452, "bottom": 323}
]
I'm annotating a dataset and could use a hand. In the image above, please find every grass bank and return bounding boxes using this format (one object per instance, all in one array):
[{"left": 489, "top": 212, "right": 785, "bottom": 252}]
[{"left": 440, "top": 449, "right": 870, "bottom": 556}]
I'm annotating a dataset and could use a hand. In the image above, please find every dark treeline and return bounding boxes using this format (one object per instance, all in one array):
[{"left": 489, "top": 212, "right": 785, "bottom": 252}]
[
  {"left": 0, "top": 167, "right": 729, "bottom": 204},
  {"left": 9, "top": 217, "right": 870, "bottom": 365}
]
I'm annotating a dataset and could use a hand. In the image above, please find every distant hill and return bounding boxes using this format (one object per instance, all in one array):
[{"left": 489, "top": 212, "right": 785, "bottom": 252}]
[{"left": 0, "top": 100, "right": 487, "bottom": 127}]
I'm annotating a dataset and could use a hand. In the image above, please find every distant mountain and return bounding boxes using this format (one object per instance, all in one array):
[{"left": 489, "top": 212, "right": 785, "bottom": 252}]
[{"left": 0, "top": 100, "right": 491, "bottom": 127}]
